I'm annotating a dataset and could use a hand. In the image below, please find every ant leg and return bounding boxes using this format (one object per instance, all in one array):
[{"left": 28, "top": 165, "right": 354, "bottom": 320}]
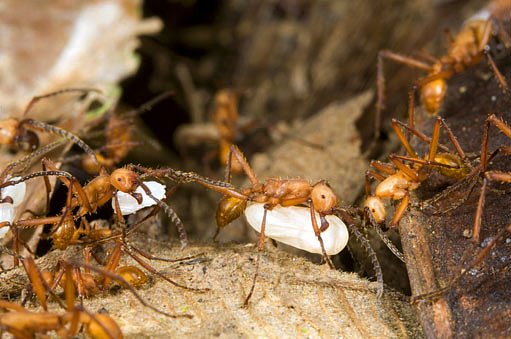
[
  {"left": 308, "top": 201, "right": 334, "bottom": 268},
  {"left": 472, "top": 178, "right": 488, "bottom": 244},
  {"left": 228, "top": 145, "right": 258, "bottom": 185},
  {"left": 485, "top": 52, "right": 508, "bottom": 93},
  {"left": 75, "top": 260, "right": 192, "bottom": 318},
  {"left": 427, "top": 117, "right": 442, "bottom": 162},
  {"left": 22, "top": 88, "right": 100, "bottom": 117},
  {"left": 390, "top": 155, "right": 460, "bottom": 170},
  {"left": 407, "top": 86, "right": 417, "bottom": 129},
  {"left": 21, "top": 255, "right": 49, "bottom": 310},
  {"left": 478, "top": 114, "right": 511, "bottom": 192},
  {"left": 443, "top": 27, "right": 455, "bottom": 44},
  {"left": 485, "top": 170, "right": 511, "bottom": 183},
  {"left": 376, "top": 50, "right": 432, "bottom": 138},
  {"left": 369, "top": 160, "right": 396, "bottom": 175},
  {"left": 41, "top": 161, "right": 53, "bottom": 213},
  {"left": 102, "top": 242, "right": 123, "bottom": 289},
  {"left": 391, "top": 119, "right": 418, "bottom": 158},
  {"left": 244, "top": 204, "right": 268, "bottom": 306},
  {"left": 138, "top": 181, "right": 188, "bottom": 248},
  {"left": 412, "top": 224, "right": 511, "bottom": 302},
  {"left": 390, "top": 192, "right": 410, "bottom": 227},
  {"left": 392, "top": 119, "right": 451, "bottom": 153},
  {"left": 20, "top": 119, "right": 99, "bottom": 166},
  {"left": 336, "top": 208, "right": 384, "bottom": 297},
  {"left": 123, "top": 245, "right": 207, "bottom": 292},
  {"left": 129, "top": 244, "right": 203, "bottom": 263},
  {"left": 0, "top": 140, "right": 66, "bottom": 184},
  {"left": 388, "top": 155, "right": 420, "bottom": 181},
  {"left": 472, "top": 170, "right": 511, "bottom": 244},
  {"left": 365, "top": 170, "right": 385, "bottom": 196},
  {"left": 438, "top": 117, "right": 467, "bottom": 161},
  {"left": 111, "top": 193, "right": 126, "bottom": 229},
  {"left": 364, "top": 207, "right": 405, "bottom": 262}
]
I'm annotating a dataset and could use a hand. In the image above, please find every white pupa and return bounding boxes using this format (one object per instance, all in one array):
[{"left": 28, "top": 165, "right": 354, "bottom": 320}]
[
  {"left": 0, "top": 176, "right": 26, "bottom": 238},
  {"left": 244, "top": 203, "right": 349, "bottom": 255},
  {"left": 1, "top": 177, "right": 26, "bottom": 208},
  {"left": 114, "top": 181, "right": 166, "bottom": 215}
]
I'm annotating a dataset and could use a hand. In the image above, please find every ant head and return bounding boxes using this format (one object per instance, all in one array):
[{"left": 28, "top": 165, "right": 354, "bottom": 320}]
[
  {"left": 0, "top": 118, "right": 19, "bottom": 146},
  {"left": 311, "top": 181, "right": 337, "bottom": 214},
  {"left": 15, "top": 129, "right": 39, "bottom": 151},
  {"left": 110, "top": 168, "right": 139, "bottom": 193},
  {"left": 420, "top": 78, "right": 447, "bottom": 115},
  {"left": 363, "top": 196, "right": 386, "bottom": 224}
]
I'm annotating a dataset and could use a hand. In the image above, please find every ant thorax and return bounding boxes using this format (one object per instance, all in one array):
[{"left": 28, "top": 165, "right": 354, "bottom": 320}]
[
  {"left": 114, "top": 181, "right": 166, "bottom": 215},
  {"left": 244, "top": 203, "right": 348, "bottom": 255}
]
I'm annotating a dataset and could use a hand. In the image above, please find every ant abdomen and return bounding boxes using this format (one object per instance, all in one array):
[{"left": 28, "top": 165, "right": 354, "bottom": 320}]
[{"left": 216, "top": 196, "right": 247, "bottom": 228}]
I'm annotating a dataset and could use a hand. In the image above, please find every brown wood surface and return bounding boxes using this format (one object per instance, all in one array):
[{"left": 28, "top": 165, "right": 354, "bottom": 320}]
[{"left": 399, "top": 38, "right": 511, "bottom": 337}]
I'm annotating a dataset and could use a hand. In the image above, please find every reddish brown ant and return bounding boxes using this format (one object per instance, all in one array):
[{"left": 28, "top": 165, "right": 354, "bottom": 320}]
[
  {"left": 364, "top": 115, "right": 471, "bottom": 227},
  {"left": 5, "top": 161, "right": 188, "bottom": 248},
  {"left": 79, "top": 91, "right": 174, "bottom": 174},
  {"left": 0, "top": 254, "right": 123, "bottom": 339},
  {"left": 135, "top": 146, "right": 384, "bottom": 305},
  {"left": 0, "top": 88, "right": 101, "bottom": 152},
  {"left": 375, "top": 1, "right": 510, "bottom": 134}
]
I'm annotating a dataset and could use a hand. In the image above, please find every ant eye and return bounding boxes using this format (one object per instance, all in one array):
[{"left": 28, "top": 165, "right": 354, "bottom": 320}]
[
  {"left": 117, "top": 178, "right": 122, "bottom": 182},
  {"left": 321, "top": 195, "right": 326, "bottom": 199}
]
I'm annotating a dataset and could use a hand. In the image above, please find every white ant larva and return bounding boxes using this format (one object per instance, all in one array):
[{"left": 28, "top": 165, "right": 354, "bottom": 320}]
[
  {"left": 244, "top": 203, "right": 349, "bottom": 255},
  {"left": 0, "top": 176, "right": 27, "bottom": 238},
  {"left": 113, "top": 180, "right": 166, "bottom": 215}
]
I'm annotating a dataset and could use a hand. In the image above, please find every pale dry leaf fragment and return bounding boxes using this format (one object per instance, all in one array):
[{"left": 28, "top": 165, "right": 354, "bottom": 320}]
[{"left": 0, "top": 0, "right": 162, "bottom": 121}]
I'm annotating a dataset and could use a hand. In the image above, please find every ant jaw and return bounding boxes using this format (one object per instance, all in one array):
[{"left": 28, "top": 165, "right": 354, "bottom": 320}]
[
  {"left": 319, "top": 215, "right": 330, "bottom": 232},
  {"left": 0, "top": 196, "right": 13, "bottom": 204},
  {"left": 130, "top": 192, "right": 143, "bottom": 204}
]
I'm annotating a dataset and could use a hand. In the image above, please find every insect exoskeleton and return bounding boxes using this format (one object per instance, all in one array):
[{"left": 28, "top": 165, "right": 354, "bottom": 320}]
[{"left": 244, "top": 203, "right": 349, "bottom": 255}]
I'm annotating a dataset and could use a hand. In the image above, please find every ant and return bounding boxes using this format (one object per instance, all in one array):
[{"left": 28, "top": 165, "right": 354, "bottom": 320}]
[
  {"left": 176, "top": 89, "right": 244, "bottom": 174},
  {"left": 6, "top": 162, "right": 186, "bottom": 247},
  {"left": 0, "top": 88, "right": 101, "bottom": 152},
  {"left": 176, "top": 89, "right": 323, "bottom": 174},
  {"left": 0, "top": 254, "right": 123, "bottom": 339},
  {"left": 78, "top": 91, "right": 174, "bottom": 174},
  {"left": 375, "top": 1, "right": 509, "bottom": 135},
  {"left": 364, "top": 114, "right": 472, "bottom": 228},
  {"left": 0, "top": 140, "right": 94, "bottom": 265},
  {"left": 137, "top": 145, "right": 384, "bottom": 305}
]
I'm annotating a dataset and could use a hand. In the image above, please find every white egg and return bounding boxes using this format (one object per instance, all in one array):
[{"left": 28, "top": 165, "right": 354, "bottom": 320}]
[
  {"left": 114, "top": 181, "right": 166, "bottom": 215},
  {"left": 244, "top": 203, "right": 348, "bottom": 255},
  {"left": 1, "top": 176, "right": 26, "bottom": 207}
]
